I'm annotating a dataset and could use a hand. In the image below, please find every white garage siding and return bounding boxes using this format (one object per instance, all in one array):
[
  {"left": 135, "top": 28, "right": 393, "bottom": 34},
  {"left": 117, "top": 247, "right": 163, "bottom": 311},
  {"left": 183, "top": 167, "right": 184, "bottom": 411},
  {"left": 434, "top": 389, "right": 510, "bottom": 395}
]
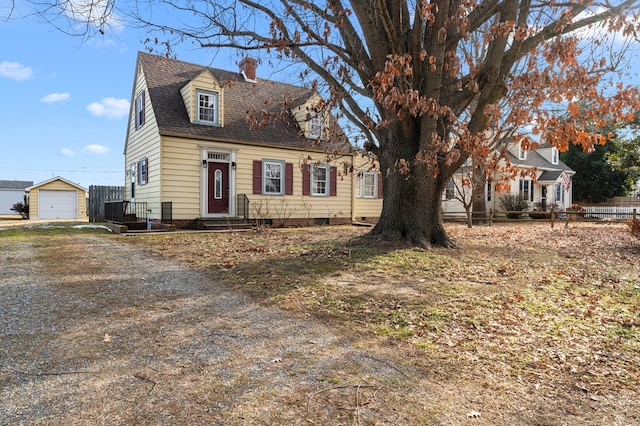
[
  {"left": 38, "top": 190, "right": 78, "bottom": 219},
  {"left": 0, "top": 189, "right": 25, "bottom": 214}
]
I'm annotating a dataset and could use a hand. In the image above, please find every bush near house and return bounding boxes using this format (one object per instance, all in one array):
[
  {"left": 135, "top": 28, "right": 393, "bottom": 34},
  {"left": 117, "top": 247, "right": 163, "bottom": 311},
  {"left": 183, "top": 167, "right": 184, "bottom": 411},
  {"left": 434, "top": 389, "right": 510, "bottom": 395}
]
[
  {"left": 10, "top": 202, "right": 29, "bottom": 219},
  {"left": 499, "top": 194, "right": 529, "bottom": 219}
]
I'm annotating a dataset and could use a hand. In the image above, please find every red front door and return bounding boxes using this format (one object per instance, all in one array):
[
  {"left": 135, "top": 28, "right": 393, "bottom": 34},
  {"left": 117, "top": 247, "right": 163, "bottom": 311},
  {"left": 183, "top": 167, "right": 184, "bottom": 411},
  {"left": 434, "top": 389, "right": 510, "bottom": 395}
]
[{"left": 208, "top": 162, "right": 230, "bottom": 213}]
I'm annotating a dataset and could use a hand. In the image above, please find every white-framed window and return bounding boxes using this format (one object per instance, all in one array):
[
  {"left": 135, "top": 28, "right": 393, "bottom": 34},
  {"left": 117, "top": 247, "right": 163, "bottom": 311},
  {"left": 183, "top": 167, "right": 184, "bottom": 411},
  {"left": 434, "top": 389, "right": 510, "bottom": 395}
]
[
  {"left": 554, "top": 183, "right": 565, "bottom": 204},
  {"left": 138, "top": 157, "right": 148, "bottom": 185},
  {"left": 197, "top": 90, "right": 219, "bottom": 125},
  {"left": 357, "top": 172, "right": 377, "bottom": 198},
  {"left": 519, "top": 178, "right": 533, "bottom": 202},
  {"left": 551, "top": 147, "right": 559, "bottom": 165},
  {"left": 518, "top": 142, "right": 527, "bottom": 160},
  {"left": 311, "top": 164, "right": 330, "bottom": 196},
  {"left": 135, "top": 91, "right": 145, "bottom": 129},
  {"left": 307, "top": 114, "right": 324, "bottom": 139},
  {"left": 263, "top": 160, "right": 284, "bottom": 195},
  {"left": 486, "top": 181, "right": 492, "bottom": 202},
  {"left": 444, "top": 179, "right": 455, "bottom": 200}
]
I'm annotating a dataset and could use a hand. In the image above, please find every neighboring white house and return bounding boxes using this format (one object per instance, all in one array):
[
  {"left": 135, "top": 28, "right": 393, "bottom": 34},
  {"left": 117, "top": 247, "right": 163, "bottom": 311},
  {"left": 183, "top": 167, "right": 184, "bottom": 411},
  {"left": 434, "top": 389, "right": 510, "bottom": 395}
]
[
  {"left": 442, "top": 142, "right": 575, "bottom": 216},
  {"left": 0, "top": 180, "right": 32, "bottom": 215}
]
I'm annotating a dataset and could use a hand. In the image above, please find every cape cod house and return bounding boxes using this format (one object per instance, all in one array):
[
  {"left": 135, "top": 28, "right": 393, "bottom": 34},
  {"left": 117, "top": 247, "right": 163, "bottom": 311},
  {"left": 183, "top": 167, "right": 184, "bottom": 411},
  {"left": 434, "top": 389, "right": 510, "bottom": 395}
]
[
  {"left": 442, "top": 142, "right": 575, "bottom": 217},
  {"left": 124, "top": 52, "right": 387, "bottom": 228}
]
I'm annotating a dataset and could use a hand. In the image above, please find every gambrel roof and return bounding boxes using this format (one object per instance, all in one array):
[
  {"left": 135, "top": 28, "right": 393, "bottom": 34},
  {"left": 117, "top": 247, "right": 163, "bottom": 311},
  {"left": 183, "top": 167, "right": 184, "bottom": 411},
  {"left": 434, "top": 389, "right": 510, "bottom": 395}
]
[{"left": 136, "top": 52, "right": 351, "bottom": 153}]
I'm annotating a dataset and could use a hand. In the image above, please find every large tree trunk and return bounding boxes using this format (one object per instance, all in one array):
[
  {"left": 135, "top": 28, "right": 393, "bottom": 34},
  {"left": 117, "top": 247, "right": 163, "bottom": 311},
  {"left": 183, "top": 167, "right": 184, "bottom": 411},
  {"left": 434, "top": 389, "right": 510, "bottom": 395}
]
[{"left": 369, "top": 125, "right": 455, "bottom": 248}]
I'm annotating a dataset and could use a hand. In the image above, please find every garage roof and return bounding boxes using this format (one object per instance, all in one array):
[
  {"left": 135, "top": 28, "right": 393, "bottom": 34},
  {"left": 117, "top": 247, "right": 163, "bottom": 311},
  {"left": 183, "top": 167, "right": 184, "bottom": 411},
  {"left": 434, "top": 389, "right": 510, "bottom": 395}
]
[{"left": 26, "top": 176, "right": 87, "bottom": 192}]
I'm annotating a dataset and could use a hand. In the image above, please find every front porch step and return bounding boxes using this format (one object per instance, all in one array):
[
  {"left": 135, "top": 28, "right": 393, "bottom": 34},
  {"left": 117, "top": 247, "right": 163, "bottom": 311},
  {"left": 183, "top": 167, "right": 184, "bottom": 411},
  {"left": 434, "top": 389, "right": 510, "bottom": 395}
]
[{"left": 195, "top": 217, "right": 254, "bottom": 231}]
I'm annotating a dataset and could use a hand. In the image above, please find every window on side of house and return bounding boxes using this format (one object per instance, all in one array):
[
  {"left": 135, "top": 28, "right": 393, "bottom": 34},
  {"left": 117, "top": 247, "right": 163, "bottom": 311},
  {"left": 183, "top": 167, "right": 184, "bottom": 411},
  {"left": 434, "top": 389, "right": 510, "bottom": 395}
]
[
  {"left": 551, "top": 147, "right": 559, "bottom": 165},
  {"left": 135, "top": 91, "right": 145, "bottom": 129},
  {"left": 311, "top": 164, "right": 330, "bottom": 196},
  {"left": 197, "top": 90, "right": 219, "bottom": 125},
  {"left": 444, "top": 179, "right": 455, "bottom": 200},
  {"left": 358, "top": 172, "right": 377, "bottom": 198},
  {"left": 263, "top": 160, "right": 284, "bottom": 195},
  {"left": 486, "top": 181, "right": 492, "bottom": 202},
  {"left": 138, "top": 157, "right": 148, "bottom": 185},
  {"left": 554, "top": 183, "right": 564, "bottom": 204},
  {"left": 519, "top": 178, "right": 533, "bottom": 202}
]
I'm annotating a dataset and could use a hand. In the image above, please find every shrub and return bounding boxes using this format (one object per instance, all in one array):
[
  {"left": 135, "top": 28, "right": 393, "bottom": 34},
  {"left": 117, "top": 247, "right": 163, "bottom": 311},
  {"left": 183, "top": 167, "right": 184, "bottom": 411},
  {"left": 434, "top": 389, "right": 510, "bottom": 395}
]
[
  {"left": 499, "top": 194, "right": 529, "bottom": 219},
  {"left": 10, "top": 202, "right": 29, "bottom": 219}
]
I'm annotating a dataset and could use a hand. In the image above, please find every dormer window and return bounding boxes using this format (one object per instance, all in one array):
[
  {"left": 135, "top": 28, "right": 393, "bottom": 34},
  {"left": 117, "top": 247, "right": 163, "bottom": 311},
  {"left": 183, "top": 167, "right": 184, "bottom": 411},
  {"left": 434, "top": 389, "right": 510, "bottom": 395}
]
[
  {"left": 551, "top": 147, "right": 559, "bottom": 165},
  {"left": 197, "top": 90, "right": 219, "bottom": 125},
  {"left": 307, "top": 115, "right": 324, "bottom": 139},
  {"left": 518, "top": 142, "right": 527, "bottom": 161}
]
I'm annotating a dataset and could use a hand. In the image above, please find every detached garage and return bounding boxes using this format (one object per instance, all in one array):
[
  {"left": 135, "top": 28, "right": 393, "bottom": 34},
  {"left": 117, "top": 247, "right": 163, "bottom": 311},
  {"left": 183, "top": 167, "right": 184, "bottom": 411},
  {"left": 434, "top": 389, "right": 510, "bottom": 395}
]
[{"left": 26, "top": 177, "right": 88, "bottom": 220}]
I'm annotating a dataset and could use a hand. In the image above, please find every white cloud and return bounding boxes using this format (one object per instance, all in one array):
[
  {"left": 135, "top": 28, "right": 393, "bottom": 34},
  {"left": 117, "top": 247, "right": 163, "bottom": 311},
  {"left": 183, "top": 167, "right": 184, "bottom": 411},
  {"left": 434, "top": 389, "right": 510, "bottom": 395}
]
[
  {"left": 41, "top": 92, "right": 71, "bottom": 104},
  {"left": 60, "top": 148, "right": 75, "bottom": 157},
  {"left": 0, "top": 61, "right": 33, "bottom": 81},
  {"left": 61, "top": 0, "right": 123, "bottom": 32},
  {"left": 83, "top": 144, "right": 110, "bottom": 155},
  {"left": 86, "top": 97, "right": 129, "bottom": 118}
]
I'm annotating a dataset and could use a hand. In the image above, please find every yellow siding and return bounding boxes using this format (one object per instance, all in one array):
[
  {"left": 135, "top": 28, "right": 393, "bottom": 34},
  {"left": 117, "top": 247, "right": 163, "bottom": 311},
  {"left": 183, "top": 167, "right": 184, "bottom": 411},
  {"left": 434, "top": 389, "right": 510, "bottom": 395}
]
[
  {"left": 160, "top": 136, "right": 355, "bottom": 221},
  {"left": 352, "top": 157, "right": 382, "bottom": 221},
  {"left": 181, "top": 70, "right": 224, "bottom": 126},
  {"left": 28, "top": 179, "right": 87, "bottom": 220},
  {"left": 124, "top": 63, "right": 162, "bottom": 215}
]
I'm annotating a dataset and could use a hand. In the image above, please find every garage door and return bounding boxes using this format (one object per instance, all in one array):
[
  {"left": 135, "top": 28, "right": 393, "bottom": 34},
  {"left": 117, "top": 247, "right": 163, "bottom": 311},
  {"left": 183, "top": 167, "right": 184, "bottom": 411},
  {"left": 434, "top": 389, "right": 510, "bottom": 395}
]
[{"left": 39, "top": 190, "right": 77, "bottom": 219}]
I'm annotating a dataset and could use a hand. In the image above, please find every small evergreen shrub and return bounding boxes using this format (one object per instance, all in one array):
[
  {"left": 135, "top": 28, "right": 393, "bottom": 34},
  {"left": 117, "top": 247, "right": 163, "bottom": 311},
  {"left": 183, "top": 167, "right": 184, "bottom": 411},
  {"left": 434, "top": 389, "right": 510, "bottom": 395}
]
[{"left": 499, "top": 194, "right": 529, "bottom": 219}]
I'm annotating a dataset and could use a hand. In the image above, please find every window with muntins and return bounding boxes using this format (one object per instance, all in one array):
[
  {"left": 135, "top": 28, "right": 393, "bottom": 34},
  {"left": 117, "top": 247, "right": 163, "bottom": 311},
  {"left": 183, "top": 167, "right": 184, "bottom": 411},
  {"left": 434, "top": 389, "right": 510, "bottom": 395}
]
[
  {"left": 444, "top": 179, "right": 455, "bottom": 200},
  {"left": 519, "top": 179, "right": 533, "bottom": 202},
  {"left": 138, "top": 157, "right": 148, "bottom": 185},
  {"left": 358, "top": 172, "right": 377, "bottom": 198},
  {"left": 311, "top": 164, "right": 329, "bottom": 196},
  {"left": 263, "top": 160, "right": 284, "bottom": 195},
  {"left": 197, "top": 90, "right": 219, "bottom": 124},
  {"left": 551, "top": 147, "right": 559, "bottom": 164},
  {"left": 135, "top": 91, "right": 145, "bottom": 129},
  {"left": 308, "top": 115, "right": 323, "bottom": 139}
]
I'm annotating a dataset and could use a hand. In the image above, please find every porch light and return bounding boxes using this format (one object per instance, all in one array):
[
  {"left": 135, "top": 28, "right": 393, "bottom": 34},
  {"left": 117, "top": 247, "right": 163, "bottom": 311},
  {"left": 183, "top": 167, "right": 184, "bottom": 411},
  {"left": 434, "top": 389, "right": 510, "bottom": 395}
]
[
  {"left": 232, "top": 161, "right": 236, "bottom": 169},
  {"left": 202, "top": 159, "right": 207, "bottom": 168}
]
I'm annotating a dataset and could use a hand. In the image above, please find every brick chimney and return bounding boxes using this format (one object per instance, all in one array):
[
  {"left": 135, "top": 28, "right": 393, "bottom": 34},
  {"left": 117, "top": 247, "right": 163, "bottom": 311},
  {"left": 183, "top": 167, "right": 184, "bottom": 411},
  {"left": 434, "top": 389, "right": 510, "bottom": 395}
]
[{"left": 239, "top": 57, "right": 257, "bottom": 82}]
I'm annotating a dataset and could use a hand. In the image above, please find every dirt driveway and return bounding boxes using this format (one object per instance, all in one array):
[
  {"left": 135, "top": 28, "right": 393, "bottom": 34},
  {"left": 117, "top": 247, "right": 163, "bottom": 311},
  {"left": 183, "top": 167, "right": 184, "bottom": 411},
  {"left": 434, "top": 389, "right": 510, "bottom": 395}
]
[{"left": 0, "top": 232, "right": 440, "bottom": 425}]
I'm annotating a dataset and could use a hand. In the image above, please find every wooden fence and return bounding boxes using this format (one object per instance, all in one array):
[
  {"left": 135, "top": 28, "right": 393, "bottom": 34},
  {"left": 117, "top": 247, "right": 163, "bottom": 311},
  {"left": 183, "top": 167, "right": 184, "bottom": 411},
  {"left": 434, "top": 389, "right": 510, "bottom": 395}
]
[{"left": 88, "top": 185, "right": 124, "bottom": 222}]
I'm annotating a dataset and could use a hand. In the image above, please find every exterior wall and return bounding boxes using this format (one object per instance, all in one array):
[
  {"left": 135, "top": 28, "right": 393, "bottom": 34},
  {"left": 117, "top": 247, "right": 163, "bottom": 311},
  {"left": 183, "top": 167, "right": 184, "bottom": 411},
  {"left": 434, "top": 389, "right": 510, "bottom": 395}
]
[
  {"left": 352, "top": 156, "right": 382, "bottom": 222},
  {"left": 124, "top": 63, "right": 162, "bottom": 215},
  {"left": 160, "top": 136, "right": 355, "bottom": 222},
  {"left": 0, "top": 189, "right": 25, "bottom": 215},
  {"left": 28, "top": 180, "right": 87, "bottom": 220}
]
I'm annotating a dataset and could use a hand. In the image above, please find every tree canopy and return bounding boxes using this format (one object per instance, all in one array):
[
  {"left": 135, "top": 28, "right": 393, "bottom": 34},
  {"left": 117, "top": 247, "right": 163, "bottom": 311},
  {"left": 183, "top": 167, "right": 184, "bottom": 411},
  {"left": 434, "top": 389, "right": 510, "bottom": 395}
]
[{"left": 14, "top": 0, "right": 640, "bottom": 247}]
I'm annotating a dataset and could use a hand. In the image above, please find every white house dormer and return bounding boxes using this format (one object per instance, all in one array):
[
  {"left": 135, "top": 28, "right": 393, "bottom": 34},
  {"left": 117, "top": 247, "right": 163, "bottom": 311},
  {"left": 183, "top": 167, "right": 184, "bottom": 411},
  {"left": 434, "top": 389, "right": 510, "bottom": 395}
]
[
  {"left": 537, "top": 145, "right": 560, "bottom": 165},
  {"left": 292, "top": 93, "right": 328, "bottom": 140},
  {"left": 180, "top": 69, "right": 224, "bottom": 126}
]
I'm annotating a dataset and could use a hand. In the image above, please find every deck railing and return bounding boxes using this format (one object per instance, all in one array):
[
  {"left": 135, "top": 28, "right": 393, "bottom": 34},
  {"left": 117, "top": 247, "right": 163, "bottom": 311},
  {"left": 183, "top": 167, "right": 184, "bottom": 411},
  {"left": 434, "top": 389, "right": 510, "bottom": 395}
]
[{"left": 104, "top": 201, "right": 148, "bottom": 224}]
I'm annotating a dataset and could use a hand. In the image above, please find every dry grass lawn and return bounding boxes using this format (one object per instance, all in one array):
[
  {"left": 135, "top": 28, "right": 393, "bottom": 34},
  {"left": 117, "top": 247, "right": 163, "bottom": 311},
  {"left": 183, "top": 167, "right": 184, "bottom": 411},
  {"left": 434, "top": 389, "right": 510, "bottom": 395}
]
[{"left": 1, "top": 221, "right": 638, "bottom": 425}]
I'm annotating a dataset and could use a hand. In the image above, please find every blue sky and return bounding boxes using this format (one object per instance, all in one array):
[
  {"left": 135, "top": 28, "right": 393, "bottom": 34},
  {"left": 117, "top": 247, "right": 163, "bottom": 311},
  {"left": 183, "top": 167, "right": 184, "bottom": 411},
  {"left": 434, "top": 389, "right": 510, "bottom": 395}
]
[{"left": 0, "top": 11, "right": 241, "bottom": 189}]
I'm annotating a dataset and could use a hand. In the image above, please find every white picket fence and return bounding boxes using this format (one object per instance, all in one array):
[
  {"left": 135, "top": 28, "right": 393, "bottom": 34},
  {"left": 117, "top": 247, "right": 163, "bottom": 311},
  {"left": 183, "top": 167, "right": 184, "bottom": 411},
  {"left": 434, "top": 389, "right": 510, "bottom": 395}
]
[{"left": 583, "top": 206, "right": 638, "bottom": 220}]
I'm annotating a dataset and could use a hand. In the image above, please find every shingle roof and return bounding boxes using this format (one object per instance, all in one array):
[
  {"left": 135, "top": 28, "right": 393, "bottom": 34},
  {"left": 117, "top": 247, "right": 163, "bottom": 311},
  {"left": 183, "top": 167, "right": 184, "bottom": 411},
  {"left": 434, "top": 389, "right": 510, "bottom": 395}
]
[
  {"left": 0, "top": 180, "right": 33, "bottom": 190},
  {"left": 138, "top": 52, "right": 352, "bottom": 153},
  {"left": 505, "top": 150, "right": 573, "bottom": 172}
]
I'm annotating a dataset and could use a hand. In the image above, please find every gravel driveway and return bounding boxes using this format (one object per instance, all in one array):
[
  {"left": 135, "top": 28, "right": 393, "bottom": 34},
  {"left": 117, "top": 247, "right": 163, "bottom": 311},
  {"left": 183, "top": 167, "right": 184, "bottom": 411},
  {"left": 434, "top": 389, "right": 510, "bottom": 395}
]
[{"left": 0, "top": 232, "right": 423, "bottom": 425}]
